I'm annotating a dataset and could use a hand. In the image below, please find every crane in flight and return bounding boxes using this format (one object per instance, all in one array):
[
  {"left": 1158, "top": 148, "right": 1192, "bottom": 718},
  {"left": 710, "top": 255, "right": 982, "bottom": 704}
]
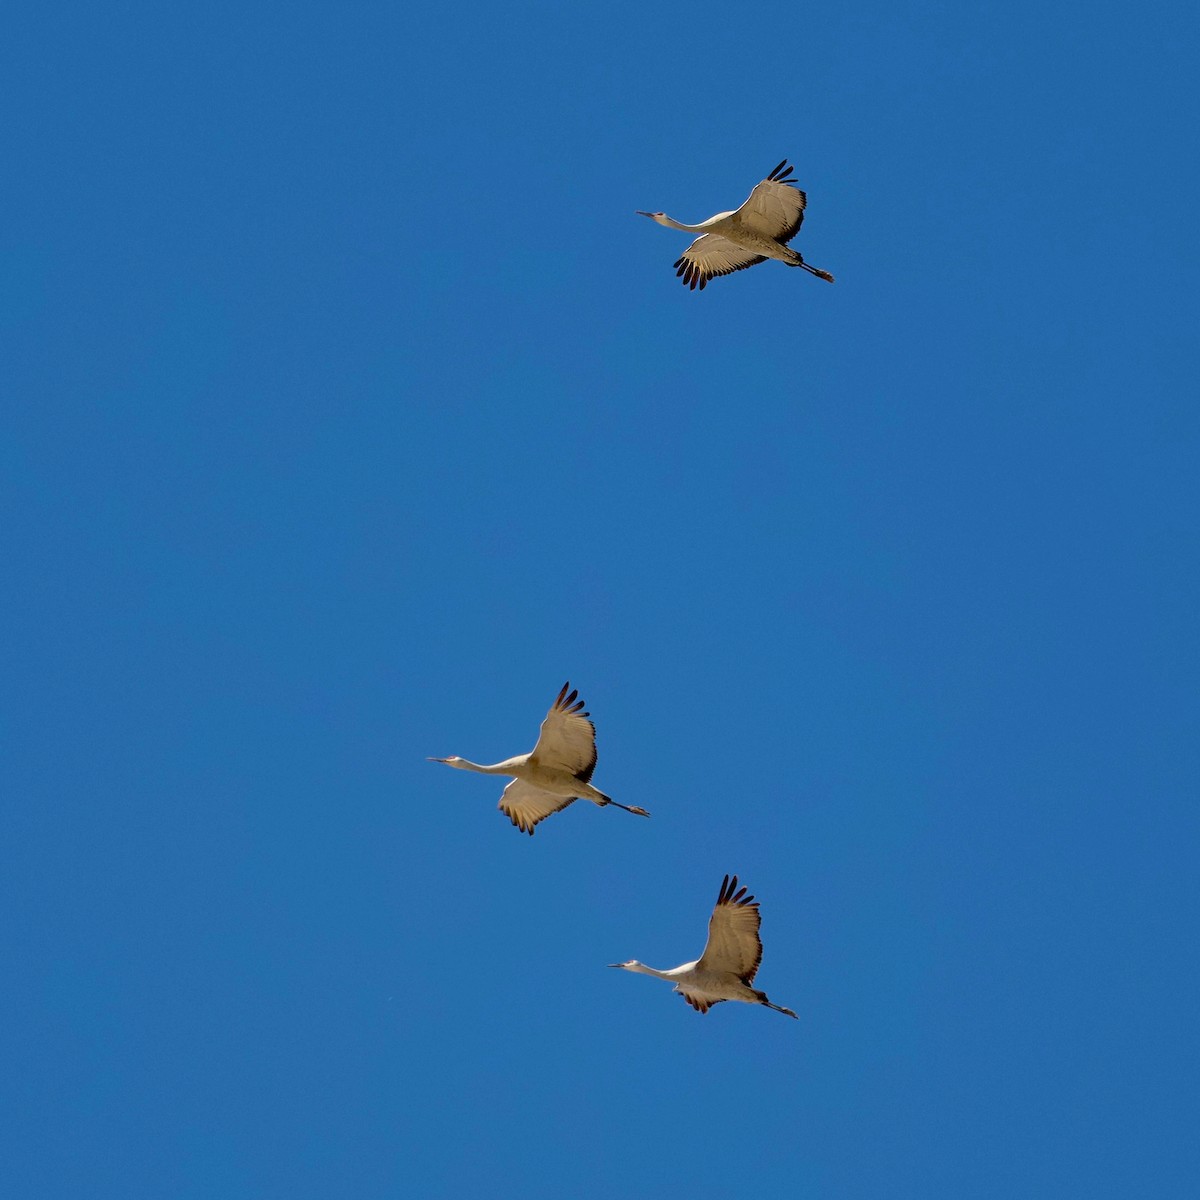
[
  {"left": 428, "top": 682, "right": 650, "bottom": 835},
  {"left": 609, "top": 875, "right": 797, "bottom": 1018},
  {"left": 637, "top": 159, "right": 835, "bottom": 291}
]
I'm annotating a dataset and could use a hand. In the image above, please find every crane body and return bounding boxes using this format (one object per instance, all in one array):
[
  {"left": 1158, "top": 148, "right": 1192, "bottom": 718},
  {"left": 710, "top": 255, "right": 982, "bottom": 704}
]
[
  {"left": 429, "top": 682, "right": 649, "bottom": 835},
  {"left": 638, "top": 159, "right": 834, "bottom": 290},
  {"left": 610, "top": 875, "right": 797, "bottom": 1018}
]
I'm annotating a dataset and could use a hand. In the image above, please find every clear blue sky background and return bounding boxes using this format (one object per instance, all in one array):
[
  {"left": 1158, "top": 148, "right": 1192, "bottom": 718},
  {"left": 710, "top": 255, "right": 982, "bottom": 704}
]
[{"left": 3, "top": 1, "right": 1198, "bottom": 1196}]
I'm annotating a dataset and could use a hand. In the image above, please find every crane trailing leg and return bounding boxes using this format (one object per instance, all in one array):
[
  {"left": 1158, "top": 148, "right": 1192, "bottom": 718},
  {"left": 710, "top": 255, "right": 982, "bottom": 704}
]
[
  {"left": 783, "top": 247, "right": 834, "bottom": 283},
  {"left": 755, "top": 989, "right": 799, "bottom": 1019},
  {"left": 592, "top": 788, "right": 651, "bottom": 819}
]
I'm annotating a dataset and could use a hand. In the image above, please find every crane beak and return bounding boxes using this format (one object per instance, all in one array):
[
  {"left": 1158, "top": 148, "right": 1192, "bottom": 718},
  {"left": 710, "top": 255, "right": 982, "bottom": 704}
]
[
  {"left": 607, "top": 963, "right": 624, "bottom": 968},
  {"left": 427, "top": 757, "right": 449, "bottom": 763},
  {"left": 635, "top": 211, "right": 654, "bottom": 218}
]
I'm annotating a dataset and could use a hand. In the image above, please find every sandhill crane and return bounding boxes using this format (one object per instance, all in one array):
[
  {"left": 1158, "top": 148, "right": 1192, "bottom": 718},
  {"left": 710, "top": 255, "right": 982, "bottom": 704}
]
[
  {"left": 609, "top": 875, "right": 797, "bottom": 1018},
  {"left": 428, "top": 682, "right": 650, "bottom": 835},
  {"left": 637, "top": 159, "right": 835, "bottom": 291}
]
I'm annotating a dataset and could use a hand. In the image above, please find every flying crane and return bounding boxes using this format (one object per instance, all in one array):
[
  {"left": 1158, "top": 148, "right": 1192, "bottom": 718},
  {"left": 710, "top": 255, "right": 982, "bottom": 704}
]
[
  {"left": 637, "top": 159, "right": 835, "bottom": 291},
  {"left": 610, "top": 874, "right": 797, "bottom": 1018},
  {"left": 429, "top": 682, "right": 650, "bottom": 835}
]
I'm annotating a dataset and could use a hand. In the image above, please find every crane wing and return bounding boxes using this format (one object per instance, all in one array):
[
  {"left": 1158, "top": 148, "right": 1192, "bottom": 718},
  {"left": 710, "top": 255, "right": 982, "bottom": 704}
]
[
  {"left": 674, "top": 236, "right": 767, "bottom": 291},
  {"left": 529, "top": 682, "right": 598, "bottom": 780},
  {"left": 498, "top": 778, "right": 576, "bottom": 836},
  {"left": 697, "top": 875, "right": 764, "bottom": 983},
  {"left": 733, "top": 159, "right": 807, "bottom": 243},
  {"left": 678, "top": 990, "right": 725, "bottom": 1014}
]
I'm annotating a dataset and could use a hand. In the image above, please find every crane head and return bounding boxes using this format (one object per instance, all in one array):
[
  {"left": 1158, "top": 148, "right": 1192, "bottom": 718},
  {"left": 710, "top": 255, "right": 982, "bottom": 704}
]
[
  {"left": 427, "top": 756, "right": 463, "bottom": 766},
  {"left": 608, "top": 960, "right": 640, "bottom": 970},
  {"left": 635, "top": 210, "right": 666, "bottom": 224}
]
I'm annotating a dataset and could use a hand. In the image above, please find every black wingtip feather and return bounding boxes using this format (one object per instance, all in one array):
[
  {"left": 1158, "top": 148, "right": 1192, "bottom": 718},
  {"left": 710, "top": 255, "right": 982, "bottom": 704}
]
[{"left": 717, "top": 874, "right": 761, "bottom": 908}]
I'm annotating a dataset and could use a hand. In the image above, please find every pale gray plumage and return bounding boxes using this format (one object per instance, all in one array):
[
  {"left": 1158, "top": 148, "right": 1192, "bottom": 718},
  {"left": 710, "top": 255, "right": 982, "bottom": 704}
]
[
  {"left": 637, "top": 159, "right": 835, "bottom": 291},
  {"left": 429, "top": 682, "right": 650, "bottom": 835},
  {"left": 610, "top": 874, "right": 797, "bottom": 1018}
]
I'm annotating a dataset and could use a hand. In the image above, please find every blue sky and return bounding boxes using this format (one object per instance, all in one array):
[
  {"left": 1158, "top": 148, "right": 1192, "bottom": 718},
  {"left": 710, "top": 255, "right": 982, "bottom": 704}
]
[{"left": 3, "top": 1, "right": 1198, "bottom": 1196}]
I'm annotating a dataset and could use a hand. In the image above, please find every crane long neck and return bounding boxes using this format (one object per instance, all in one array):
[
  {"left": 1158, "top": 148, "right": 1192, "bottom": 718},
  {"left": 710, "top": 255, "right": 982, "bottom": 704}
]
[
  {"left": 454, "top": 758, "right": 515, "bottom": 775},
  {"left": 661, "top": 214, "right": 710, "bottom": 234},
  {"left": 628, "top": 962, "right": 676, "bottom": 981}
]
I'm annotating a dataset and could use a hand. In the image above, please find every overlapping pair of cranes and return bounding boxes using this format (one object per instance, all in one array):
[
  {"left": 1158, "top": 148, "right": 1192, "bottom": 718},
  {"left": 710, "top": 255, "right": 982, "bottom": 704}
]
[
  {"left": 432, "top": 679, "right": 796, "bottom": 1020},
  {"left": 431, "top": 160, "right": 833, "bottom": 1020}
]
